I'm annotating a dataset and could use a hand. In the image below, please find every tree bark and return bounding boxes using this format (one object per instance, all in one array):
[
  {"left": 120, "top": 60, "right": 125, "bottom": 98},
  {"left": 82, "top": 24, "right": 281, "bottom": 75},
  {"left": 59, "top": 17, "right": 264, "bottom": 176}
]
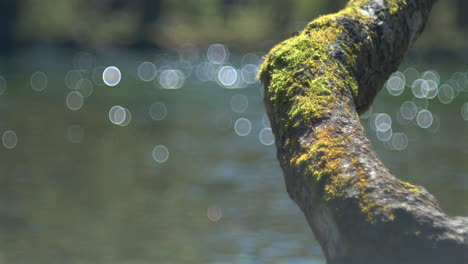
[{"left": 259, "top": 0, "right": 468, "bottom": 263}]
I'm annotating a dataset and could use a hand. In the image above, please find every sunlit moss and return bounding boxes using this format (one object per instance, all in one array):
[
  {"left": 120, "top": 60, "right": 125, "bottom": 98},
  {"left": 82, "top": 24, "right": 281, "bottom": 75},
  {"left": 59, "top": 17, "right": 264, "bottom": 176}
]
[
  {"left": 259, "top": 0, "right": 414, "bottom": 224},
  {"left": 387, "top": 0, "right": 408, "bottom": 15},
  {"left": 291, "top": 128, "right": 350, "bottom": 202},
  {"left": 259, "top": 21, "right": 360, "bottom": 131},
  {"left": 259, "top": 1, "right": 380, "bottom": 125},
  {"left": 397, "top": 179, "right": 421, "bottom": 194}
]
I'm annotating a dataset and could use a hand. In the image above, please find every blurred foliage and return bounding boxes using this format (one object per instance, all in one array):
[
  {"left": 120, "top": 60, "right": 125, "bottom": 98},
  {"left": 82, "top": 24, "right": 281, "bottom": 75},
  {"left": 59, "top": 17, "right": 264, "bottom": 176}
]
[{"left": 0, "top": 0, "right": 467, "bottom": 52}]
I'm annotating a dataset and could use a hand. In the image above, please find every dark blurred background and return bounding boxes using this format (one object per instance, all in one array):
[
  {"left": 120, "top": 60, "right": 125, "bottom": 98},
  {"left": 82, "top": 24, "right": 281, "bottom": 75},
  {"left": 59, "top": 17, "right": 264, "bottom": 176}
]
[{"left": 0, "top": 0, "right": 466, "bottom": 53}]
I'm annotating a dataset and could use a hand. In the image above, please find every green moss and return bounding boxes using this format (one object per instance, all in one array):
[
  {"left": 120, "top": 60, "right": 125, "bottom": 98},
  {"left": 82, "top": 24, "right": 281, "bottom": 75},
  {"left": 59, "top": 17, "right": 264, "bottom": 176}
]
[
  {"left": 261, "top": 34, "right": 334, "bottom": 130},
  {"left": 397, "top": 179, "right": 421, "bottom": 194},
  {"left": 289, "top": 127, "right": 352, "bottom": 202},
  {"left": 258, "top": 2, "right": 369, "bottom": 205},
  {"left": 259, "top": 0, "right": 410, "bottom": 224},
  {"left": 387, "top": 0, "right": 407, "bottom": 15},
  {"left": 258, "top": 3, "right": 375, "bottom": 129},
  {"left": 259, "top": 21, "right": 362, "bottom": 131}
]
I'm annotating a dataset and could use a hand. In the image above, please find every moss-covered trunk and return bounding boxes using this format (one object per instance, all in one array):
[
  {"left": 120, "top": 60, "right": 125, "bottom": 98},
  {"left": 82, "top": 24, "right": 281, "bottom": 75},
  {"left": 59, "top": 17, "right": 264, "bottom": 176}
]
[{"left": 259, "top": 0, "right": 468, "bottom": 263}]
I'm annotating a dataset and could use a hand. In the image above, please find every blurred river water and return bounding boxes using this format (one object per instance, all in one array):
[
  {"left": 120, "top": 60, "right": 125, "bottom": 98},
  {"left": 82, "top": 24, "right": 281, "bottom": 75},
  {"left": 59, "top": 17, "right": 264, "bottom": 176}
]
[{"left": 0, "top": 45, "right": 466, "bottom": 264}]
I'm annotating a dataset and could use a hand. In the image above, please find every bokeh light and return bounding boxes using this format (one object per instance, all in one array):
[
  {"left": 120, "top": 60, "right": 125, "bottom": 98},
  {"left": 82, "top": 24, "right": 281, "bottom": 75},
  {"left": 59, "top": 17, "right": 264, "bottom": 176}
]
[
  {"left": 152, "top": 145, "right": 169, "bottom": 163},
  {"left": 137, "top": 62, "right": 157, "bottom": 82},
  {"left": 109, "top": 106, "right": 128, "bottom": 125},
  {"left": 103, "top": 66, "right": 121, "bottom": 86},
  {"left": 416, "top": 110, "right": 433, "bottom": 128},
  {"left": 376, "top": 127, "right": 392, "bottom": 141},
  {"left": 30, "top": 71, "right": 48, "bottom": 92},
  {"left": 75, "top": 79, "right": 94, "bottom": 98},
  {"left": 386, "top": 75, "right": 405, "bottom": 96},
  {"left": 438, "top": 84, "right": 455, "bottom": 104},
  {"left": 421, "top": 80, "right": 438, "bottom": 99},
  {"left": 207, "top": 44, "right": 228, "bottom": 64},
  {"left": 241, "top": 64, "right": 259, "bottom": 84},
  {"left": 119, "top": 108, "right": 132, "bottom": 127},
  {"left": 374, "top": 113, "right": 392, "bottom": 132},
  {"left": 390, "top": 133, "right": 408, "bottom": 151},
  {"left": 65, "top": 70, "right": 84, "bottom": 89},
  {"left": 234, "top": 118, "right": 252, "bottom": 136},
  {"left": 149, "top": 102, "right": 168, "bottom": 121},
  {"left": 227, "top": 73, "right": 247, "bottom": 89},
  {"left": 259, "top": 127, "right": 275, "bottom": 146},
  {"left": 422, "top": 70, "right": 440, "bottom": 86},
  {"left": 400, "top": 101, "right": 418, "bottom": 120},
  {"left": 66, "top": 91, "right": 84, "bottom": 110},
  {"left": 2, "top": 130, "right": 17, "bottom": 149},
  {"left": 207, "top": 206, "right": 223, "bottom": 222},
  {"left": 461, "top": 103, "right": 468, "bottom": 121},
  {"left": 230, "top": 94, "right": 248, "bottom": 113},
  {"left": 195, "top": 62, "right": 216, "bottom": 82},
  {"left": 108, "top": 106, "right": 132, "bottom": 126},
  {"left": 159, "top": 69, "right": 185, "bottom": 89},
  {"left": 411, "top": 79, "right": 425, "bottom": 98},
  {"left": 392, "top": 71, "right": 406, "bottom": 82},
  {"left": 1, "top": 28, "right": 468, "bottom": 264},
  {"left": 218, "top": 66, "right": 238, "bottom": 87}
]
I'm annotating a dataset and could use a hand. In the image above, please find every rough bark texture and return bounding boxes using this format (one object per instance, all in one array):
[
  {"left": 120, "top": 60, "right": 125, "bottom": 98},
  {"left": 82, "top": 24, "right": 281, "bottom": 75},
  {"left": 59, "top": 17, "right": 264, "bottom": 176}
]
[{"left": 259, "top": 0, "right": 468, "bottom": 263}]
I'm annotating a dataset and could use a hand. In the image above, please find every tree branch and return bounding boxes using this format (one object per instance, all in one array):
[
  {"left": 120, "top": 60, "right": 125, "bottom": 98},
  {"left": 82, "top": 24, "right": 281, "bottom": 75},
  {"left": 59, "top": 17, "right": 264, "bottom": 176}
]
[{"left": 259, "top": 0, "right": 468, "bottom": 263}]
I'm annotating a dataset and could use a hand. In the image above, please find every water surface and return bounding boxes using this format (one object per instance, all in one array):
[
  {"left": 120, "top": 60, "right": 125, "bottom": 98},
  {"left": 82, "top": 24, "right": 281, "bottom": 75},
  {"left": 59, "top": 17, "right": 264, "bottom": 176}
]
[{"left": 0, "top": 47, "right": 466, "bottom": 263}]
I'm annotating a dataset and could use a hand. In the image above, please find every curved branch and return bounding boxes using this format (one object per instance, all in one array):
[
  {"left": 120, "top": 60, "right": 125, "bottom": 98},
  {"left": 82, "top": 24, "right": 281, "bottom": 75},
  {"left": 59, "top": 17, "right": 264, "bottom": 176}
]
[{"left": 259, "top": 0, "right": 468, "bottom": 263}]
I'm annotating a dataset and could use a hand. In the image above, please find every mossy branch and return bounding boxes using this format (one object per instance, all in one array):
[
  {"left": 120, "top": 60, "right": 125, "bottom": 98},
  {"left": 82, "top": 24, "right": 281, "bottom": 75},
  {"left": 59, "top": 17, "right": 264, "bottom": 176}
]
[{"left": 259, "top": 0, "right": 468, "bottom": 263}]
